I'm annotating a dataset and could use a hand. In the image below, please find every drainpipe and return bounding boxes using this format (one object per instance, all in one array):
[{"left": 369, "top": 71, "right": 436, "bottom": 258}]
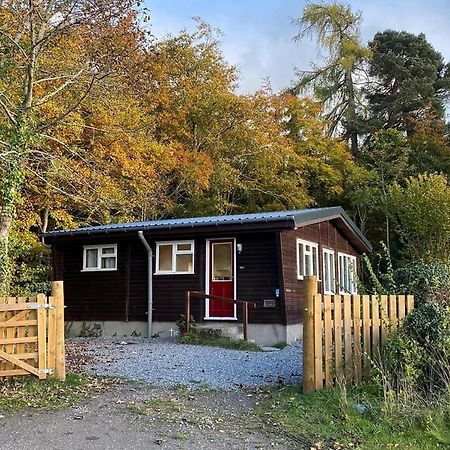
[{"left": 138, "top": 231, "right": 153, "bottom": 338}]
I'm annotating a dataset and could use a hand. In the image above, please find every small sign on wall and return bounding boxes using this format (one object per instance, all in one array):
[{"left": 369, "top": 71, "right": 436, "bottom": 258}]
[{"left": 263, "top": 299, "right": 276, "bottom": 308}]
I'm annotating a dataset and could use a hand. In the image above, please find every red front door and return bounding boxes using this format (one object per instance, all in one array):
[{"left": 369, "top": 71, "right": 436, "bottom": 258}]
[{"left": 208, "top": 240, "right": 235, "bottom": 318}]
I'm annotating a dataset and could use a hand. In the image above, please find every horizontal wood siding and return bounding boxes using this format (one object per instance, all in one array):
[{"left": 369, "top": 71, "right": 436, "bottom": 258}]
[
  {"left": 236, "top": 233, "right": 283, "bottom": 324},
  {"left": 51, "top": 231, "right": 284, "bottom": 325},
  {"left": 280, "top": 220, "right": 360, "bottom": 325},
  {"left": 54, "top": 240, "right": 129, "bottom": 322},
  {"left": 151, "top": 238, "right": 204, "bottom": 323}
]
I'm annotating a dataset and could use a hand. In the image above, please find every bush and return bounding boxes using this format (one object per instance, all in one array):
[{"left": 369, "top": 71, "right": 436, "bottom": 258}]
[
  {"left": 362, "top": 247, "right": 450, "bottom": 307},
  {"left": 380, "top": 302, "right": 450, "bottom": 396},
  {"left": 396, "top": 262, "right": 450, "bottom": 306}
]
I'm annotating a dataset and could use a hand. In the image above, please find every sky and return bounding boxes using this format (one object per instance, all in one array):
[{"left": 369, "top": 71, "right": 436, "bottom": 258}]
[{"left": 146, "top": 0, "right": 450, "bottom": 95}]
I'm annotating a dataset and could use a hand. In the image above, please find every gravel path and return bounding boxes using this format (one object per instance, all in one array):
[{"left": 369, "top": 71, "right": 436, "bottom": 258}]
[{"left": 68, "top": 338, "right": 302, "bottom": 390}]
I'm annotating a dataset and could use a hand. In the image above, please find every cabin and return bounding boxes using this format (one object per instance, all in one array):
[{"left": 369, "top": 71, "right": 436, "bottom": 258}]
[{"left": 43, "top": 207, "right": 371, "bottom": 345}]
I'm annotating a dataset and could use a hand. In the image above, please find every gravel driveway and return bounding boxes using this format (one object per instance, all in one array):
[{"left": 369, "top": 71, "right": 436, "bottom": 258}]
[{"left": 68, "top": 338, "right": 302, "bottom": 389}]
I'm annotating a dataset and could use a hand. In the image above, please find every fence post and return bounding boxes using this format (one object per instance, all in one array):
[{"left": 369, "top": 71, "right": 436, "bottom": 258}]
[
  {"left": 185, "top": 291, "right": 191, "bottom": 334},
  {"left": 303, "top": 275, "right": 318, "bottom": 394},
  {"left": 47, "top": 295, "right": 57, "bottom": 377},
  {"left": 37, "top": 294, "right": 47, "bottom": 380},
  {"left": 243, "top": 302, "right": 248, "bottom": 341},
  {"left": 51, "top": 281, "right": 66, "bottom": 381}
]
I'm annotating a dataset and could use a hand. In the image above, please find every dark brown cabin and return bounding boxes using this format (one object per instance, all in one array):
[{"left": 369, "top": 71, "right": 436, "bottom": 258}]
[{"left": 44, "top": 207, "right": 371, "bottom": 345}]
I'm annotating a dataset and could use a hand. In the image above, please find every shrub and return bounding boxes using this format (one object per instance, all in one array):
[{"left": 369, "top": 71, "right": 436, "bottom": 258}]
[
  {"left": 396, "top": 262, "right": 450, "bottom": 306},
  {"left": 362, "top": 246, "right": 450, "bottom": 306},
  {"left": 175, "top": 314, "right": 196, "bottom": 333},
  {"left": 379, "top": 302, "right": 450, "bottom": 396}
]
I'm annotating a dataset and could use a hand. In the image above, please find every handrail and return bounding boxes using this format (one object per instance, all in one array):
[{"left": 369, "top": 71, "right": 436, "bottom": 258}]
[
  {"left": 189, "top": 291, "right": 257, "bottom": 308},
  {"left": 184, "top": 290, "right": 257, "bottom": 341}
]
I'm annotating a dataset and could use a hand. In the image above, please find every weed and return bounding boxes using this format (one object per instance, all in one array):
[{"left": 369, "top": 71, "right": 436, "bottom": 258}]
[
  {"left": 180, "top": 330, "right": 261, "bottom": 351},
  {"left": 273, "top": 341, "right": 288, "bottom": 349},
  {"left": 64, "top": 321, "right": 73, "bottom": 338},
  {"left": 79, "top": 321, "right": 102, "bottom": 338},
  {"left": 0, "top": 373, "right": 114, "bottom": 412}
]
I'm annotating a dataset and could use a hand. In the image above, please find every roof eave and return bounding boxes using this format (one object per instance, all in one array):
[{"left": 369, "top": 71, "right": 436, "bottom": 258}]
[
  {"left": 42, "top": 216, "right": 296, "bottom": 240},
  {"left": 293, "top": 207, "right": 372, "bottom": 254}
]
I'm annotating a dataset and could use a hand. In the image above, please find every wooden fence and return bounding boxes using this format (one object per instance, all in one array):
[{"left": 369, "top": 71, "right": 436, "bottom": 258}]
[
  {"left": 0, "top": 281, "right": 65, "bottom": 380},
  {"left": 303, "top": 276, "right": 414, "bottom": 393}
]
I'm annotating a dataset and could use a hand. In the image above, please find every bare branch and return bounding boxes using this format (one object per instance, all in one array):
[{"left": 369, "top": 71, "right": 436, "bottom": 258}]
[
  {"left": 0, "top": 28, "right": 29, "bottom": 60},
  {"left": 0, "top": 97, "right": 17, "bottom": 125},
  {"left": 39, "top": 72, "right": 111, "bottom": 131},
  {"left": 33, "top": 67, "right": 87, "bottom": 106}
]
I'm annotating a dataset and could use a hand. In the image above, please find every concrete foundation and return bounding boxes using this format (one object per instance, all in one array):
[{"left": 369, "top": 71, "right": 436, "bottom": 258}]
[{"left": 67, "top": 320, "right": 303, "bottom": 345}]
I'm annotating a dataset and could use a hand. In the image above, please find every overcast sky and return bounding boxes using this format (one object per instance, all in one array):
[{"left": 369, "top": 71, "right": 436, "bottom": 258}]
[{"left": 147, "top": 0, "right": 450, "bottom": 94}]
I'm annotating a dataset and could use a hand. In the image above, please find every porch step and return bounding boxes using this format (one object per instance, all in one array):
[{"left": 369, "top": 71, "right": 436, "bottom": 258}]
[{"left": 196, "top": 322, "right": 243, "bottom": 339}]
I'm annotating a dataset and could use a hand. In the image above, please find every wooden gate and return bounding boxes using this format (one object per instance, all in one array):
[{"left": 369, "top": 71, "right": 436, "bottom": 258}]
[
  {"left": 0, "top": 281, "right": 65, "bottom": 380},
  {"left": 303, "top": 276, "right": 414, "bottom": 393}
]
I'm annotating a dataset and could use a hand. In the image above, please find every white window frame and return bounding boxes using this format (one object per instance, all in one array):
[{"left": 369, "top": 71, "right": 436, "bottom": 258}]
[
  {"left": 155, "top": 240, "right": 195, "bottom": 275},
  {"left": 82, "top": 244, "right": 118, "bottom": 272},
  {"left": 296, "top": 239, "right": 319, "bottom": 280},
  {"left": 337, "top": 252, "right": 358, "bottom": 294},
  {"left": 322, "top": 248, "right": 336, "bottom": 295}
]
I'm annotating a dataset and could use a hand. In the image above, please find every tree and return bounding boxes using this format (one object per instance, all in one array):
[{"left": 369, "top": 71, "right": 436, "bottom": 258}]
[
  {"left": 388, "top": 174, "right": 450, "bottom": 262},
  {"left": 367, "top": 30, "right": 450, "bottom": 134},
  {"left": 292, "top": 1, "right": 371, "bottom": 156},
  {"left": 359, "top": 129, "right": 411, "bottom": 248},
  {"left": 408, "top": 107, "right": 450, "bottom": 176},
  {"left": 0, "top": 0, "right": 141, "bottom": 291}
]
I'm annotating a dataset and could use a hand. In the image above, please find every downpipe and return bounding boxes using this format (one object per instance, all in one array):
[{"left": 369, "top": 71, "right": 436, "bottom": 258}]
[{"left": 138, "top": 231, "right": 153, "bottom": 338}]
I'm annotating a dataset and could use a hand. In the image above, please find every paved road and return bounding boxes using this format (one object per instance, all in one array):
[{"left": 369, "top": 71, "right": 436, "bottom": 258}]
[{"left": 1, "top": 383, "right": 294, "bottom": 450}]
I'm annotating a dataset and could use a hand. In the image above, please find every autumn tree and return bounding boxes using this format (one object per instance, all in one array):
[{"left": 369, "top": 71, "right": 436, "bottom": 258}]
[
  {"left": 407, "top": 107, "right": 450, "bottom": 176},
  {"left": 293, "top": 1, "right": 371, "bottom": 156},
  {"left": 0, "top": 0, "right": 142, "bottom": 291}
]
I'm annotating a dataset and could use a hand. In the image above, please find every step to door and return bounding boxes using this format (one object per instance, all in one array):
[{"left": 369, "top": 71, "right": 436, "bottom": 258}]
[{"left": 196, "top": 322, "right": 243, "bottom": 339}]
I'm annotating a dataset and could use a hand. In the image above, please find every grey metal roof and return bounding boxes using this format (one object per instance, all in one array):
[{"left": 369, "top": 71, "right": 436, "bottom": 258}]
[{"left": 43, "top": 206, "right": 372, "bottom": 252}]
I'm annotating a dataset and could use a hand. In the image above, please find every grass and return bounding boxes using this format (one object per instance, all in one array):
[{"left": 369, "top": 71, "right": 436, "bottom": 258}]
[
  {"left": 180, "top": 330, "right": 261, "bottom": 352},
  {"left": 256, "top": 385, "right": 450, "bottom": 450},
  {"left": 273, "top": 341, "right": 288, "bottom": 349},
  {"left": 0, "top": 372, "right": 116, "bottom": 412}
]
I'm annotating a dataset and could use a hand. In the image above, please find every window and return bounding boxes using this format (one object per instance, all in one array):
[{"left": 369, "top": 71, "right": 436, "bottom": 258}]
[
  {"left": 156, "top": 240, "right": 194, "bottom": 274},
  {"left": 338, "top": 253, "right": 357, "bottom": 294},
  {"left": 323, "top": 249, "right": 336, "bottom": 294},
  {"left": 83, "top": 244, "right": 117, "bottom": 271},
  {"left": 297, "top": 239, "right": 319, "bottom": 279},
  {"left": 212, "top": 242, "right": 233, "bottom": 281}
]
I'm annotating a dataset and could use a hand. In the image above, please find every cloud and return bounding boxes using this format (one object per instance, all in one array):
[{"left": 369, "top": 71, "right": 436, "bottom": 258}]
[{"left": 146, "top": 0, "right": 450, "bottom": 94}]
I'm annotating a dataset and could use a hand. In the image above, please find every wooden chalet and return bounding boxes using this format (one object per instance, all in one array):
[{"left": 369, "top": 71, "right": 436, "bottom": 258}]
[{"left": 43, "top": 207, "right": 371, "bottom": 345}]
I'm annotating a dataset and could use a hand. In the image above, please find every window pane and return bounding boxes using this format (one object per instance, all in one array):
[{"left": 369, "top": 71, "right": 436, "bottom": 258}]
[
  {"left": 324, "top": 254, "right": 330, "bottom": 292},
  {"left": 102, "top": 247, "right": 115, "bottom": 255},
  {"left": 101, "top": 257, "right": 116, "bottom": 269},
  {"left": 177, "top": 243, "right": 192, "bottom": 251},
  {"left": 213, "top": 243, "right": 232, "bottom": 280},
  {"left": 299, "top": 244, "right": 304, "bottom": 276},
  {"left": 85, "top": 249, "right": 98, "bottom": 268},
  {"left": 312, "top": 248, "right": 318, "bottom": 276},
  {"left": 305, "top": 253, "right": 311, "bottom": 276},
  {"left": 158, "top": 245, "right": 173, "bottom": 271},
  {"left": 330, "top": 254, "right": 335, "bottom": 292},
  {"left": 176, "top": 253, "right": 193, "bottom": 272}
]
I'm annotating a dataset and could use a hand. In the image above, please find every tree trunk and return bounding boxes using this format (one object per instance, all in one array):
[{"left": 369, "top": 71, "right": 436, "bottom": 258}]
[
  {"left": 0, "top": 214, "right": 13, "bottom": 294},
  {"left": 346, "top": 72, "right": 359, "bottom": 157}
]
